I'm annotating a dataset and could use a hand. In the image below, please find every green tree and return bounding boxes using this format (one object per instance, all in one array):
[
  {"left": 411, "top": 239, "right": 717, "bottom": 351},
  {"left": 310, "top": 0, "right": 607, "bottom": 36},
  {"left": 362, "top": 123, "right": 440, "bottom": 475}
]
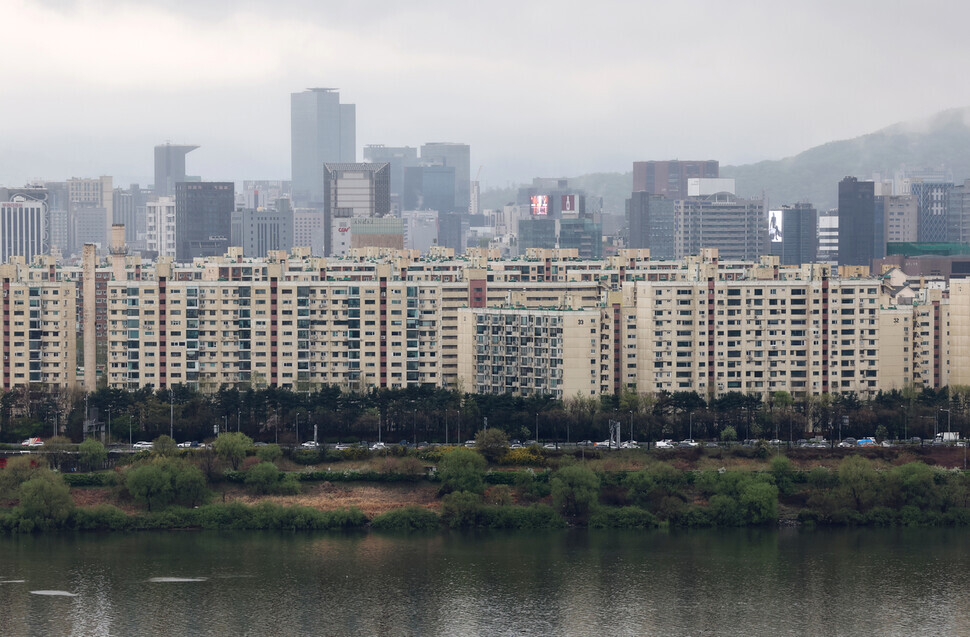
[
  {"left": 17, "top": 472, "right": 74, "bottom": 531},
  {"left": 437, "top": 447, "right": 487, "bottom": 494},
  {"left": 172, "top": 463, "right": 207, "bottom": 506},
  {"left": 837, "top": 455, "right": 879, "bottom": 511},
  {"left": 125, "top": 464, "right": 173, "bottom": 511},
  {"left": 43, "top": 435, "right": 74, "bottom": 471},
  {"left": 0, "top": 455, "right": 43, "bottom": 499},
  {"left": 246, "top": 461, "right": 283, "bottom": 495},
  {"left": 475, "top": 428, "right": 509, "bottom": 464},
  {"left": 740, "top": 481, "right": 779, "bottom": 524},
  {"left": 256, "top": 443, "right": 283, "bottom": 464},
  {"left": 551, "top": 464, "right": 601, "bottom": 523},
  {"left": 78, "top": 438, "right": 107, "bottom": 472},
  {"left": 720, "top": 425, "right": 738, "bottom": 442},
  {"left": 152, "top": 434, "right": 178, "bottom": 457},
  {"left": 213, "top": 432, "right": 254, "bottom": 470},
  {"left": 769, "top": 455, "right": 796, "bottom": 496}
]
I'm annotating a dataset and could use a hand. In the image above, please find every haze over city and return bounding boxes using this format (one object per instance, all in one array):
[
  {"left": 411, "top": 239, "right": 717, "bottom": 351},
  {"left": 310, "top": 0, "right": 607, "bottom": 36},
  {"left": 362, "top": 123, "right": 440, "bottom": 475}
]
[{"left": 2, "top": 0, "right": 969, "bottom": 188}]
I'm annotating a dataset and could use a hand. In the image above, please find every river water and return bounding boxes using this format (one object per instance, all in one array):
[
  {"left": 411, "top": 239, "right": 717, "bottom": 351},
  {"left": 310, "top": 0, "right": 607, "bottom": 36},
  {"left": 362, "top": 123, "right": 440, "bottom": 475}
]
[{"left": 1, "top": 527, "right": 967, "bottom": 636}]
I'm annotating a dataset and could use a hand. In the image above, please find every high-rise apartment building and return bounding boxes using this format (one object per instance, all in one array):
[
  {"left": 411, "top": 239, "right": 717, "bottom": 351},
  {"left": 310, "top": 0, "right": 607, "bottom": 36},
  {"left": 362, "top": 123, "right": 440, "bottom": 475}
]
[
  {"left": 174, "top": 182, "right": 234, "bottom": 261},
  {"left": 322, "top": 163, "right": 390, "bottom": 256},
  {"left": 838, "top": 177, "right": 880, "bottom": 267},
  {"left": 154, "top": 144, "right": 199, "bottom": 198},
  {"left": 632, "top": 160, "right": 719, "bottom": 200},
  {"left": 146, "top": 197, "right": 177, "bottom": 258},
  {"left": 291, "top": 88, "right": 356, "bottom": 205},
  {"left": 420, "top": 143, "right": 470, "bottom": 213}
]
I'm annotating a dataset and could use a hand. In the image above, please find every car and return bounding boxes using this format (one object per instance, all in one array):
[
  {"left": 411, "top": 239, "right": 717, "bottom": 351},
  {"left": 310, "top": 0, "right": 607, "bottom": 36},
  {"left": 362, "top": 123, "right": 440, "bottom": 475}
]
[
  {"left": 704, "top": 442, "right": 719, "bottom": 448},
  {"left": 133, "top": 441, "right": 153, "bottom": 450},
  {"left": 301, "top": 441, "right": 320, "bottom": 449},
  {"left": 523, "top": 440, "right": 538, "bottom": 447},
  {"left": 542, "top": 443, "right": 558, "bottom": 449},
  {"left": 464, "top": 440, "right": 476, "bottom": 448},
  {"left": 620, "top": 441, "right": 641, "bottom": 449},
  {"left": 177, "top": 441, "right": 192, "bottom": 448},
  {"left": 370, "top": 442, "right": 387, "bottom": 451},
  {"left": 20, "top": 437, "right": 44, "bottom": 447},
  {"left": 769, "top": 439, "right": 783, "bottom": 445},
  {"left": 253, "top": 442, "right": 268, "bottom": 447},
  {"left": 509, "top": 444, "right": 524, "bottom": 449},
  {"left": 510, "top": 439, "right": 522, "bottom": 446},
  {"left": 655, "top": 439, "right": 675, "bottom": 449},
  {"left": 594, "top": 440, "right": 614, "bottom": 448},
  {"left": 334, "top": 443, "right": 352, "bottom": 450},
  {"left": 680, "top": 439, "right": 699, "bottom": 448},
  {"left": 577, "top": 440, "right": 594, "bottom": 447}
]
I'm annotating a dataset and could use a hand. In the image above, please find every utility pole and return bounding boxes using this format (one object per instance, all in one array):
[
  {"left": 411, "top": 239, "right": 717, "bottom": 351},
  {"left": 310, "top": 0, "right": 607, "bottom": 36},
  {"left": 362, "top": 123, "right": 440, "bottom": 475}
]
[{"left": 169, "top": 388, "right": 174, "bottom": 439}]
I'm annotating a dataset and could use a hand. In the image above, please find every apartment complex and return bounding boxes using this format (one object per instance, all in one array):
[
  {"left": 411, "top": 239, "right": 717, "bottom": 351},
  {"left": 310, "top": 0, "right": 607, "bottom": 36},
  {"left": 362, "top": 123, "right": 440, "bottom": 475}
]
[{"left": 1, "top": 245, "right": 962, "bottom": 402}]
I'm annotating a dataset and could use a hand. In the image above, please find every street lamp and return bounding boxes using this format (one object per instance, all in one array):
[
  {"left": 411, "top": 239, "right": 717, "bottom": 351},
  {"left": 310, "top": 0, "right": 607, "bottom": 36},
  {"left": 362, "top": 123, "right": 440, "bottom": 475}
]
[
  {"left": 689, "top": 412, "right": 694, "bottom": 441},
  {"left": 169, "top": 388, "right": 174, "bottom": 439},
  {"left": 535, "top": 412, "right": 539, "bottom": 443},
  {"left": 629, "top": 411, "right": 634, "bottom": 444},
  {"left": 222, "top": 415, "right": 228, "bottom": 435},
  {"left": 940, "top": 408, "right": 951, "bottom": 436},
  {"left": 413, "top": 409, "right": 417, "bottom": 446}
]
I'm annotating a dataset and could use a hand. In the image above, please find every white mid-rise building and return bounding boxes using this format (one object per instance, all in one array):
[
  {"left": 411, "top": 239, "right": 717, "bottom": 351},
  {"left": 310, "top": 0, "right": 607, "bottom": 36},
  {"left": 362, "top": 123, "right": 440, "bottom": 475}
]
[{"left": 146, "top": 197, "right": 177, "bottom": 258}]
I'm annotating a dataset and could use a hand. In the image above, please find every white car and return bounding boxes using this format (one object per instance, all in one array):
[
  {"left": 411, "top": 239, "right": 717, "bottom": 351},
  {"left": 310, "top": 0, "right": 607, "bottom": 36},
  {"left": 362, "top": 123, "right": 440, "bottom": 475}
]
[
  {"left": 300, "top": 441, "right": 320, "bottom": 449},
  {"left": 20, "top": 437, "right": 44, "bottom": 447},
  {"left": 655, "top": 439, "right": 675, "bottom": 449},
  {"left": 680, "top": 439, "right": 699, "bottom": 448},
  {"left": 370, "top": 442, "right": 387, "bottom": 451},
  {"left": 133, "top": 441, "right": 153, "bottom": 450}
]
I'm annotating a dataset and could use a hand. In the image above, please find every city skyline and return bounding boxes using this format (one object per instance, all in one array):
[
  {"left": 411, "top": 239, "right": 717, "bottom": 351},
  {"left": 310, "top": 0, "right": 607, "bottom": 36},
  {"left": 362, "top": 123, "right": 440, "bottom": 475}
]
[{"left": 3, "top": 1, "right": 970, "bottom": 189}]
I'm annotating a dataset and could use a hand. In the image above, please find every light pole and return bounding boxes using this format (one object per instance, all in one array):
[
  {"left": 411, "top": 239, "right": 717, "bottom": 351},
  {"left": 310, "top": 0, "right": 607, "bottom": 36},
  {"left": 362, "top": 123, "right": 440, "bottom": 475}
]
[
  {"left": 629, "top": 411, "right": 634, "bottom": 444},
  {"left": 535, "top": 412, "right": 539, "bottom": 443},
  {"left": 412, "top": 409, "right": 417, "bottom": 446},
  {"left": 296, "top": 413, "right": 300, "bottom": 445},
  {"left": 107, "top": 407, "right": 112, "bottom": 444},
  {"left": 689, "top": 412, "right": 694, "bottom": 441},
  {"left": 169, "top": 388, "right": 174, "bottom": 439},
  {"left": 222, "top": 415, "right": 228, "bottom": 435},
  {"left": 940, "top": 408, "right": 951, "bottom": 436}
]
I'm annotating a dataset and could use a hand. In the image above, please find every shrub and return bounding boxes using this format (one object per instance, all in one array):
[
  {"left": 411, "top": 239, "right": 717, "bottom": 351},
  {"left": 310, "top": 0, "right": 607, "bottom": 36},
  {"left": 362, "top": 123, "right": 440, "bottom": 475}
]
[
  {"left": 256, "top": 444, "right": 283, "bottom": 464},
  {"left": 70, "top": 504, "right": 130, "bottom": 531},
  {"left": 440, "top": 491, "right": 484, "bottom": 528},
  {"left": 499, "top": 447, "right": 545, "bottom": 467},
  {"left": 484, "top": 484, "right": 513, "bottom": 506},
  {"left": 245, "top": 462, "right": 302, "bottom": 495},
  {"left": 125, "top": 464, "right": 173, "bottom": 511},
  {"left": 769, "top": 455, "right": 796, "bottom": 496},
  {"left": 740, "top": 481, "right": 778, "bottom": 525},
  {"left": 589, "top": 506, "right": 659, "bottom": 529},
  {"left": 371, "top": 506, "right": 440, "bottom": 532},
  {"left": 152, "top": 435, "right": 178, "bottom": 458},
  {"left": 17, "top": 472, "right": 74, "bottom": 531}
]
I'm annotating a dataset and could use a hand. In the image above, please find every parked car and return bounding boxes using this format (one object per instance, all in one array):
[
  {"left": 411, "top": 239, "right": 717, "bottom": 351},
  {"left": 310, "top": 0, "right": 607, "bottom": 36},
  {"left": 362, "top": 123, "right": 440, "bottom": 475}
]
[
  {"left": 370, "top": 442, "right": 387, "bottom": 451},
  {"left": 655, "top": 439, "right": 675, "bottom": 449},
  {"left": 464, "top": 440, "right": 476, "bottom": 448},
  {"left": 334, "top": 443, "right": 352, "bottom": 450},
  {"left": 301, "top": 441, "right": 320, "bottom": 449},
  {"left": 680, "top": 439, "right": 699, "bottom": 448},
  {"left": 133, "top": 441, "right": 153, "bottom": 450}
]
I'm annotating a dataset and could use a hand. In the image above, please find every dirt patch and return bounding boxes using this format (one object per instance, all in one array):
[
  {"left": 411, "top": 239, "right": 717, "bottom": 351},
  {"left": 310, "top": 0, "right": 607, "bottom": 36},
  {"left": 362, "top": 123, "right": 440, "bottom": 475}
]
[{"left": 221, "top": 482, "right": 441, "bottom": 518}]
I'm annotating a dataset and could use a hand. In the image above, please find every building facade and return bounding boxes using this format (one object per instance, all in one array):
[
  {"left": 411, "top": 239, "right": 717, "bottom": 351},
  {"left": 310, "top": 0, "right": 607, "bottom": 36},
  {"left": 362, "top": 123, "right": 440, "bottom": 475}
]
[
  {"left": 632, "top": 160, "right": 719, "bottom": 199},
  {"left": 291, "top": 88, "right": 356, "bottom": 205},
  {"left": 174, "top": 182, "right": 234, "bottom": 261}
]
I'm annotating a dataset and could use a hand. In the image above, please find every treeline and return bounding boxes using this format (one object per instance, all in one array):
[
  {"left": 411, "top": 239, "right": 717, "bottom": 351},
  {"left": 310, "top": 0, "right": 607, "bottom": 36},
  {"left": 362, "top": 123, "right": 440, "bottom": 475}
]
[{"left": 3, "top": 383, "right": 969, "bottom": 446}]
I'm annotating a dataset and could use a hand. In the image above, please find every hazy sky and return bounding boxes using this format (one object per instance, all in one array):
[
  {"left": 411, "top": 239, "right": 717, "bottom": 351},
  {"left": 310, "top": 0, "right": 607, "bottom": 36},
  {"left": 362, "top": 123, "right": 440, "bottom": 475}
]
[{"left": 2, "top": 0, "right": 968, "bottom": 189}]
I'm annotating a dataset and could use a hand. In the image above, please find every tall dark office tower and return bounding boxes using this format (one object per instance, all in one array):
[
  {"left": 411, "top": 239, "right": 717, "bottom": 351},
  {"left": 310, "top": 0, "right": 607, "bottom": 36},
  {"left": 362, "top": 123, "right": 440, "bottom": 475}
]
[
  {"left": 911, "top": 181, "right": 953, "bottom": 242},
  {"left": 632, "top": 160, "right": 719, "bottom": 200},
  {"left": 438, "top": 212, "right": 464, "bottom": 255},
  {"left": 175, "top": 182, "right": 234, "bottom": 261},
  {"left": 322, "top": 163, "right": 389, "bottom": 256},
  {"left": 403, "top": 165, "right": 457, "bottom": 213},
  {"left": 627, "top": 192, "right": 675, "bottom": 259},
  {"left": 779, "top": 203, "right": 818, "bottom": 266},
  {"left": 291, "top": 88, "right": 356, "bottom": 206},
  {"left": 420, "top": 143, "right": 470, "bottom": 213},
  {"left": 837, "top": 177, "right": 879, "bottom": 267},
  {"left": 154, "top": 144, "right": 198, "bottom": 198},
  {"left": 363, "top": 145, "right": 418, "bottom": 212}
]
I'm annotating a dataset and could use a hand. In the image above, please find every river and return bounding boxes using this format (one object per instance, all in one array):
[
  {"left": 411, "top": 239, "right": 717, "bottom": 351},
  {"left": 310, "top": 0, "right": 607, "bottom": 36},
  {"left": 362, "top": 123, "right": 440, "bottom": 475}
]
[{"left": 1, "top": 527, "right": 968, "bottom": 636}]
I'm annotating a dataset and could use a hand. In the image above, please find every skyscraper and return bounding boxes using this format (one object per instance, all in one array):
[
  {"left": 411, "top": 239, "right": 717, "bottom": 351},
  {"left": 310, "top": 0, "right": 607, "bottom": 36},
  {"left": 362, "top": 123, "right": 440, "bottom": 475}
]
[
  {"left": 632, "top": 160, "right": 719, "bottom": 200},
  {"left": 291, "top": 88, "right": 356, "bottom": 205},
  {"left": 420, "top": 143, "right": 470, "bottom": 213},
  {"left": 627, "top": 192, "right": 675, "bottom": 259},
  {"left": 778, "top": 203, "right": 818, "bottom": 266},
  {"left": 175, "top": 182, "right": 234, "bottom": 260},
  {"left": 154, "top": 144, "right": 198, "bottom": 197},
  {"left": 838, "top": 177, "right": 879, "bottom": 267},
  {"left": 322, "top": 163, "right": 389, "bottom": 256}
]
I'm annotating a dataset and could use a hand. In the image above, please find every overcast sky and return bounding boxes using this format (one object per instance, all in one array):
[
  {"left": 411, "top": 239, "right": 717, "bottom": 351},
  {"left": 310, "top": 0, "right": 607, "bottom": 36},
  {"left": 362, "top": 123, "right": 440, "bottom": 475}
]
[{"left": 2, "top": 0, "right": 968, "bottom": 189}]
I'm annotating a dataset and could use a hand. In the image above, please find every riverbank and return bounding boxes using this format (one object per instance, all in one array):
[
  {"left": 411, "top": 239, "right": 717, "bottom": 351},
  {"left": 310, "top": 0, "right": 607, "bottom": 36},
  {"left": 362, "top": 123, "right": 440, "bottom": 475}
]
[{"left": 5, "top": 436, "right": 970, "bottom": 533}]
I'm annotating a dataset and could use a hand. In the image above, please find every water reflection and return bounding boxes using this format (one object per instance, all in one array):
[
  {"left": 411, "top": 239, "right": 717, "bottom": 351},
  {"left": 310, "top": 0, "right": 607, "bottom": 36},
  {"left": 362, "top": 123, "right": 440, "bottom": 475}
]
[{"left": 1, "top": 528, "right": 970, "bottom": 636}]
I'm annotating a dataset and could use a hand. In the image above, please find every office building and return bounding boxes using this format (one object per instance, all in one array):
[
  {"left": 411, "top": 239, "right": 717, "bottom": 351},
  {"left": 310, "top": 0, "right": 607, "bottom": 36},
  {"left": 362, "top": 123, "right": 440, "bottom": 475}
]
[
  {"left": 882, "top": 195, "right": 918, "bottom": 244},
  {"left": 838, "top": 177, "right": 880, "bottom": 267},
  {"left": 633, "top": 160, "right": 719, "bottom": 199},
  {"left": 911, "top": 181, "right": 953, "bottom": 243},
  {"left": 231, "top": 208, "right": 294, "bottom": 258},
  {"left": 559, "top": 217, "right": 602, "bottom": 259},
  {"left": 322, "top": 163, "right": 390, "bottom": 256},
  {"left": 175, "top": 182, "right": 234, "bottom": 261},
  {"left": 627, "top": 192, "right": 675, "bottom": 259},
  {"left": 420, "top": 143, "right": 470, "bottom": 213},
  {"left": 291, "top": 88, "right": 356, "bottom": 205},
  {"left": 438, "top": 212, "right": 464, "bottom": 254},
  {"left": 0, "top": 193, "right": 47, "bottom": 263},
  {"left": 67, "top": 176, "right": 113, "bottom": 255},
  {"left": 74, "top": 206, "right": 108, "bottom": 250},
  {"left": 402, "top": 210, "right": 439, "bottom": 253},
  {"left": 363, "top": 145, "right": 418, "bottom": 213},
  {"left": 674, "top": 193, "right": 767, "bottom": 261},
  {"left": 403, "top": 165, "right": 457, "bottom": 213},
  {"left": 154, "top": 144, "right": 199, "bottom": 197},
  {"left": 777, "top": 203, "right": 818, "bottom": 266}
]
